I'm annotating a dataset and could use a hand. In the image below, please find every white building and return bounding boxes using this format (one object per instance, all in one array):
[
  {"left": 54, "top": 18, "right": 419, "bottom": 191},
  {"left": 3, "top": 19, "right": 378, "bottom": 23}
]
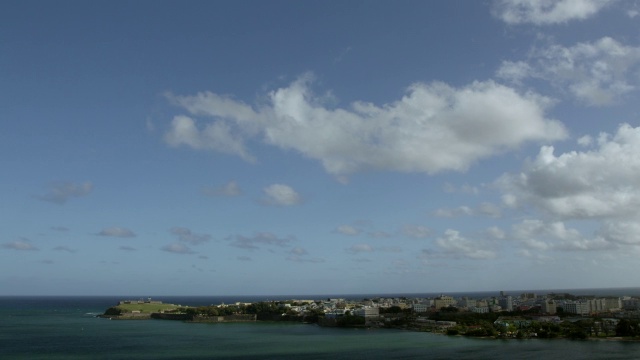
[{"left": 563, "top": 301, "right": 589, "bottom": 316}]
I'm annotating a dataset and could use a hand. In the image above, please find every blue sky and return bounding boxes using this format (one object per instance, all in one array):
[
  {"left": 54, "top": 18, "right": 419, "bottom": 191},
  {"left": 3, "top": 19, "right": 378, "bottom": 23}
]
[{"left": 2, "top": 0, "right": 640, "bottom": 296}]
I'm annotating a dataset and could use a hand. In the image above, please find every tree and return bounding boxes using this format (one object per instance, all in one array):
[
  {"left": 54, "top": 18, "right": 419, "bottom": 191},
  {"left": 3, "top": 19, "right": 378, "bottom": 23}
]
[
  {"left": 616, "top": 319, "right": 640, "bottom": 337},
  {"left": 104, "top": 307, "right": 122, "bottom": 316}
]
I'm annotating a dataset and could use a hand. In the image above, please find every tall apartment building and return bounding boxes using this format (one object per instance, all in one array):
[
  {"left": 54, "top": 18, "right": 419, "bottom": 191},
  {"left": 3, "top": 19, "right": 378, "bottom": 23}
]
[
  {"left": 542, "top": 299, "right": 556, "bottom": 314},
  {"left": 563, "top": 301, "right": 589, "bottom": 315},
  {"left": 434, "top": 295, "right": 456, "bottom": 310},
  {"left": 498, "top": 296, "right": 513, "bottom": 311}
]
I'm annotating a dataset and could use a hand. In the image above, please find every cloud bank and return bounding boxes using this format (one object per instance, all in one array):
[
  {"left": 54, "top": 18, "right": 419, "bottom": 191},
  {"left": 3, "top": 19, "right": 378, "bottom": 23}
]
[
  {"left": 165, "top": 75, "right": 566, "bottom": 176},
  {"left": 37, "top": 181, "right": 93, "bottom": 205},
  {"left": 492, "top": 0, "right": 615, "bottom": 25}
]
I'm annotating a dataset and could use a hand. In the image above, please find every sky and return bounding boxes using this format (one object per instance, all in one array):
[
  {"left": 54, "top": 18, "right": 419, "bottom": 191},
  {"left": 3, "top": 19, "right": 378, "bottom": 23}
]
[{"left": 2, "top": 0, "right": 640, "bottom": 296}]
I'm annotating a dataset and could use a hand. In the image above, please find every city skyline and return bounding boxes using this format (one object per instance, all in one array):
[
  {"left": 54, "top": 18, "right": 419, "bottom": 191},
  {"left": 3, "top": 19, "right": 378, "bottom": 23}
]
[{"left": 2, "top": 0, "right": 640, "bottom": 295}]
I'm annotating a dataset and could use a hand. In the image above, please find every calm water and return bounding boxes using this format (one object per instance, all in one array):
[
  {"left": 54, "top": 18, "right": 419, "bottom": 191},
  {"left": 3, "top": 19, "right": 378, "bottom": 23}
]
[{"left": 1, "top": 296, "right": 640, "bottom": 359}]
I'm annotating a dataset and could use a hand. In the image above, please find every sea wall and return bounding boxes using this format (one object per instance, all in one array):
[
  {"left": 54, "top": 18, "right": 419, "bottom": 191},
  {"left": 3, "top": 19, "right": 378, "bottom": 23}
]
[
  {"left": 150, "top": 313, "right": 191, "bottom": 321},
  {"left": 189, "top": 314, "right": 256, "bottom": 323}
]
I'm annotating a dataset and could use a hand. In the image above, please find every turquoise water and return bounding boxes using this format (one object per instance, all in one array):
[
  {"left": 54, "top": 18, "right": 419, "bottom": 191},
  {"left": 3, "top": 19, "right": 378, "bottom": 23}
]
[{"left": 1, "top": 297, "right": 639, "bottom": 359}]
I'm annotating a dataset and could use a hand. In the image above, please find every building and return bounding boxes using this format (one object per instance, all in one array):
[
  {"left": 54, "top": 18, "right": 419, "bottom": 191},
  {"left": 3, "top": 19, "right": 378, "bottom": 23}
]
[
  {"left": 499, "top": 296, "right": 513, "bottom": 311},
  {"left": 563, "top": 301, "right": 589, "bottom": 316},
  {"left": 542, "top": 300, "right": 556, "bottom": 314},
  {"left": 412, "top": 303, "right": 430, "bottom": 313},
  {"left": 434, "top": 295, "right": 456, "bottom": 310},
  {"left": 470, "top": 306, "right": 489, "bottom": 314},
  {"left": 353, "top": 307, "right": 379, "bottom": 318}
]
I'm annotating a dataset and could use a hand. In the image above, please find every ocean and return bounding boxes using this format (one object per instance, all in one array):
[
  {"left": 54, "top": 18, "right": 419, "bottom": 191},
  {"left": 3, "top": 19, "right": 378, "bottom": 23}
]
[{"left": 1, "top": 294, "right": 640, "bottom": 359}]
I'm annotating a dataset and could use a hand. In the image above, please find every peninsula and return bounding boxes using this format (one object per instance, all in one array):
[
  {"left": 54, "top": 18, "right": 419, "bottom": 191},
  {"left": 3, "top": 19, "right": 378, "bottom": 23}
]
[{"left": 101, "top": 291, "right": 640, "bottom": 340}]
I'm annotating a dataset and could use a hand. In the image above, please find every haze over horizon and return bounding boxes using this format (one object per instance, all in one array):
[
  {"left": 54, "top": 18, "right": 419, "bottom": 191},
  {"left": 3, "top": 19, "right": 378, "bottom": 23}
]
[{"left": 2, "top": 0, "right": 640, "bottom": 296}]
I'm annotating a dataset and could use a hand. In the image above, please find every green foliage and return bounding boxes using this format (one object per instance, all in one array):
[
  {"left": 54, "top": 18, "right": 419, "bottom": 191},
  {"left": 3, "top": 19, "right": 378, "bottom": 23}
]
[
  {"left": 245, "top": 302, "right": 280, "bottom": 315},
  {"left": 104, "top": 307, "right": 122, "bottom": 316},
  {"left": 380, "top": 306, "right": 403, "bottom": 314},
  {"left": 440, "top": 306, "right": 459, "bottom": 313},
  {"left": 446, "top": 328, "right": 459, "bottom": 335},
  {"left": 616, "top": 319, "right": 640, "bottom": 337},
  {"left": 336, "top": 314, "right": 365, "bottom": 327}
]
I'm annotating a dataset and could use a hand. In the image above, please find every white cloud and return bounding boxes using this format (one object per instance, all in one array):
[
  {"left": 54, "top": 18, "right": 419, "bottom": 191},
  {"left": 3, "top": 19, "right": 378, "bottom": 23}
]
[
  {"left": 433, "top": 206, "right": 474, "bottom": 218},
  {"left": 495, "top": 61, "right": 533, "bottom": 84},
  {"left": 165, "top": 75, "right": 566, "bottom": 175},
  {"left": 498, "top": 124, "right": 640, "bottom": 256},
  {"left": 97, "top": 227, "right": 136, "bottom": 238},
  {"left": 492, "top": 0, "right": 615, "bottom": 25},
  {"left": 53, "top": 246, "right": 76, "bottom": 253},
  {"left": 577, "top": 135, "right": 593, "bottom": 146},
  {"left": 164, "top": 115, "right": 255, "bottom": 162},
  {"left": 286, "top": 247, "right": 325, "bottom": 263},
  {"left": 433, "top": 203, "right": 501, "bottom": 218},
  {"left": 336, "top": 225, "right": 360, "bottom": 236},
  {"left": 229, "top": 232, "right": 294, "bottom": 250},
  {"left": 368, "top": 231, "right": 393, "bottom": 238},
  {"left": 202, "top": 181, "right": 242, "bottom": 197},
  {"left": 2, "top": 239, "right": 38, "bottom": 251},
  {"left": 262, "top": 184, "right": 301, "bottom": 206},
  {"left": 169, "top": 227, "right": 211, "bottom": 245},
  {"left": 499, "top": 124, "right": 640, "bottom": 220},
  {"left": 598, "top": 221, "right": 640, "bottom": 245},
  {"left": 498, "top": 37, "right": 640, "bottom": 106},
  {"left": 402, "top": 225, "right": 431, "bottom": 239},
  {"left": 478, "top": 202, "right": 503, "bottom": 218},
  {"left": 346, "top": 244, "right": 374, "bottom": 254},
  {"left": 510, "top": 219, "right": 613, "bottom": 251},
  {"left": 435, "top": 229, "right": 497, "bottom": 260},
  {"left": 290, "top": 247, "right": 308, "bottom": 255},
  {"left": 485, "top": 226, "right": 506, "bottom": 239},
  {"left": 161, "top": 243, "right": 193, "bottom": 254},
  {"left": 37, "top": 181, "right": 93, "bottom": 205}
]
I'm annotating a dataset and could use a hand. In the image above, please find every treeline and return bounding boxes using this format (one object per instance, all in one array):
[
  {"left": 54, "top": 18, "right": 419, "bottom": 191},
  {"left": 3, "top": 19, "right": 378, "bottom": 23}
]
[
  {"left": 434, "top": 312, "right": 640, "bottom": 339},
  {"left": 175, "top": 302, "right": 325, "bottom": 323}
]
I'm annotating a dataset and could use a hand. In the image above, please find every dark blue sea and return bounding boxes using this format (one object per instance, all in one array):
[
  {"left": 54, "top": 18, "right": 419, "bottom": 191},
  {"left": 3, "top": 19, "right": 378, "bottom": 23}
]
[{"left": 1, "top": 290, "right": 640, "bottom": 359}]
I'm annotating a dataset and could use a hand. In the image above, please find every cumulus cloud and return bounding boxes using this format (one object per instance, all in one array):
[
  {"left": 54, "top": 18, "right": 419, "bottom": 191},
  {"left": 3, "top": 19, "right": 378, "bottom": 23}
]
[
  {"left": 492, "top": 0, "right": 615, "bottom": 25},
  {"left": 336, "top": 225, "right": 360, "bottom": 236},
  {"left": 96, "top": 227, "right": 136, "bottom": 238},
  {"left": 228, "top": 232, "right": 294, "bottom": 250},
  {"left": 368, "top": 231, "right": 393, "bottom": 238},
  {"left": 2, "top": 239, "right": 38, "bottom": 251},
  {"left": 287, "top": 256, "right": 326, "bottom": 263},
  {"left": 497, "top": 125, "right": 640, "bottom": 255},
  {"left": 161, "top": 243, "right": 194, "bottom": 254},
  {"left": 169, "top": 227, "right": 211, "bottom": 245},
  {"left": 434, "top": 230, "right": 497, "bottom": 260},
  {"left": 485, "top": 226, "right": 506, "bottom": 240},
  {"left": 498, "top": 37, "right": 640, "bottom": 106},
  {"left": 435, "top": 203, "right": 502, "bottom": 218},
  {"left": 286, "top": 247, "right": 325, "bottom": 263},
  {"left": 433, "top": 206, "right": 474, "bottom": 218},
  {"left": 346, "top": 243, "right": 374, "bottom": 254},
  {"left": 37, "top": 181, "right": 93, "bottom": 204},
  {"left": 290, "top": 247, "right": 308, "bottom": 256},
  {"left": 510, "top": 219, "right": 613, "bottom": 251},
  {"left": 165, "top": 75, "right": 566, "bottom": 176},
  {"left": 402, "top": 225, "right": 431, "bottom": 239},
  {"left": 202, "top": 181, "right": 242, "bottom": 197},
  {"left": 53, "top": 246, "right": 76, "bottom": 253},
  {"left": 262, "top": 184, "right": 301, "bottom": 206},
  {"left": 164, "top": 115, "right": 256, "bottom": 162},
  {"left": 499, "top": 124, "right": 640, "bottom": 220}
]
